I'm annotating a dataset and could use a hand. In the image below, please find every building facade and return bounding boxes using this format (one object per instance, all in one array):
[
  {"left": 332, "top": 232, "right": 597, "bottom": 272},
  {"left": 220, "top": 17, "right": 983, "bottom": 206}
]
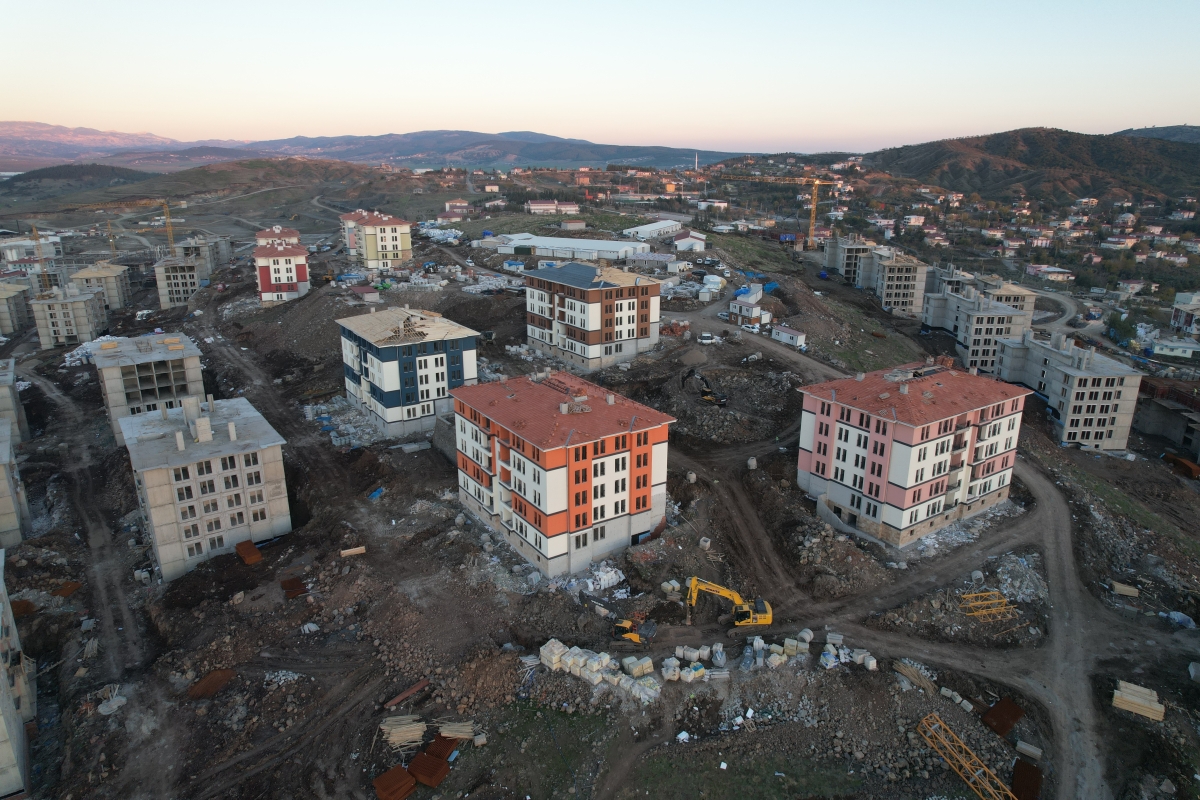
[
  {"left": 622, "top": 220, "right": 681, "bottom": 240},
  {"left": 921, "top": 287, "right": 1029, "bottom": 373},
  {"left": 0, "top": 286, "right": 31, "bottom": 336},
  {"left": 796, "top": 363, "right": 1030, "bottom": 548},
  {"left": 254, "top": 244, "right": 311, "bottom": 305},
  {"left": 0, "top": 555, "right": 36, "bottom": 798},
  {"left": 70, "top": 262, "right": 132, "bottom": 310},
  {"left": 995, "top": 331, "right": 1142, "bottom": 450},
  {"left": 92, "top": 335, "right": 205, "bottom": 446},
  {"left": 824, "top": 234, "right": 877, "bottom": 286},
  {"left": 338, "top": 307, "right": 478, "bottom": 437},
  {"left": 120, "top": 397, "right": 291, "bottom": 582},
  {"left": 452, "top": 373, "right": 674, "bottom": 576},
  {"left": 728, "top": 284, "right": 773, "bottom": 326},
  {"left": 154, "top": 256, "right": 211, "bottom": 310},
  {"left": 872, "top": 248, "right": 929, "bottom": 316},
  {"left": 31, "top": 285, "right": 108, "bottom": 350},
  {"left": 339, "top": 211, "right": 412, "bottom": 269},
  {"left": 1133, "top": 377, "right": 1200, "bottom": 460},
  {"left": 0, "top": 421, "right": 31, "bottom": 548},
  {"left": 524, "top": 262, "right": 661, "bottom": 370},
  {"left": 1169, "top": 293, "right": 1200, "bottom": 338},
  {"left": 173, "top": 236, "right": 231, "bottom": 274},
  {"left": 0, "top": 361, "right": 29, "bottom": 443}
]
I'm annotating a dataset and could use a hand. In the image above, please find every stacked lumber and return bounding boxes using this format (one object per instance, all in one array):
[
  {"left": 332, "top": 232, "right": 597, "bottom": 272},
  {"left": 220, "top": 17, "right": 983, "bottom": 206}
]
[
  {"left": 379, "top": 716, "right": 427, "bottom": 751},
  {"left": 437, "top": 722, "right": 475, "bottom": 740},
  {"left": 893, "top": 662, "right": 937, "bottom": 694},
  {"left": 1112, "top": 681, "right": 1164, "bottom": 721}
]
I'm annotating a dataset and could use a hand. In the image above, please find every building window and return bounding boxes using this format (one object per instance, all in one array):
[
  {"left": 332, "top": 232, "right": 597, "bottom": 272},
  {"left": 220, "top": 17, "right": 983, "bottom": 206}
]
[
  {"left": 173, "top": 466, "right": 191, "bottom": 482},
  {"left": 208, "top": 536, "right": 225, "bottom": 550},
  {"left": 196, "top": 460, "right": 213, "bottom": 476},
  {"left": 246, "top": 471, "right": 262, "bottom": 486}
]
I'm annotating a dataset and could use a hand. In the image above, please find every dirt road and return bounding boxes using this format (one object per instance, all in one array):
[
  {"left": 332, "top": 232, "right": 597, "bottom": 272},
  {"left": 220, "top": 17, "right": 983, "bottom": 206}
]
[{"left": 16, "top": 361, "right": 148, "bottom": 680}]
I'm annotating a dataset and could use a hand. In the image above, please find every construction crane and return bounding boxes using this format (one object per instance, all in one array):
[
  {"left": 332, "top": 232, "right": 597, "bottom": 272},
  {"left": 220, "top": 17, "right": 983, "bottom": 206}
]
[
  {"left": 161, "top": 202, "right": 175, "bottom": 250},
  {"left": 917, "top": 714, "right": 1018, "bottom": 800},
  {"left": 718, "top": 174, "right": 830, "bottom": 251},
  {"left": 684, "top": 577, "right": 772, "bottom": 627}
]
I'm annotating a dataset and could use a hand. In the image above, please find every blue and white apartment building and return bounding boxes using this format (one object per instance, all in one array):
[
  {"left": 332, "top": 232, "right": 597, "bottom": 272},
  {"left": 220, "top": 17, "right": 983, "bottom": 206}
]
[{"left": 338, "top": 306, "right": 479, "bottom": 437}]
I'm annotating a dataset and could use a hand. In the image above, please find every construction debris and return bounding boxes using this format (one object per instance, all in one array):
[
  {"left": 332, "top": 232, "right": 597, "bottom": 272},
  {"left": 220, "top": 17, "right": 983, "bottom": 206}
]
[
  {"left": 958, "top": 591, "right": 1019, "bottom": 622},
  {"left": 917, "top": 713, "right": 1018, "bottom": 800},
  {"left": 894, "top": 661, "right": 937, "bottom": 694}
]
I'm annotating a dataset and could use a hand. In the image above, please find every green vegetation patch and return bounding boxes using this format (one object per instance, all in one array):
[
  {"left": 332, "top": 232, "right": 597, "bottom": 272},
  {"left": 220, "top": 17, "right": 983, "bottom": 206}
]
[{"left": 617, "top": 747, "right": 861, "bottom": 800}]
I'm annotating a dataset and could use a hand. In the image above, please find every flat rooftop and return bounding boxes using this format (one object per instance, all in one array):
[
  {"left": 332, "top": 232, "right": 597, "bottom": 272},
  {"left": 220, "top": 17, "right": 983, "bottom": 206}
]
[
  {"left": 91, "top": 334, "right": 201, "bottom": 369},
  {"left": 997, "top": 335, "right": 1142, "bottom": 378},
  {"left": 119, "top": 397, "right": 285, "bottom": 473},
  {"left": 71, "top": 262, "right": 128, "bottom": 279},
  {"left": 801, "top": 363, "right": 1031, "bottom": 427},
  {"left": 452, "top": 373, "right": 675, "bottom": 449},
  {"left": 497, "top": 233, "right": 648, "bottom": 253},
  {"left": 337, "top": 307, "right": 478, "bottom": 345}
]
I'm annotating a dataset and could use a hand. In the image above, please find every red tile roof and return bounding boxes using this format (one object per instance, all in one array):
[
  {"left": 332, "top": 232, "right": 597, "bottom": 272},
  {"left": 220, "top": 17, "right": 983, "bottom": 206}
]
[
  {"left": 452, "top": 373, "right": 674, "bottom": 449},
  {"left": 253, "top": 244, "right": 308, "bottom": 259},
  {"left": 339, "top": 210, "right": 412, "bottom": 228},
  {"left": 256, "top": 226, "right": 299, "bottom": 241},
  {"left": 801, "top": 363, "right": 1030, "bottom": 427}
]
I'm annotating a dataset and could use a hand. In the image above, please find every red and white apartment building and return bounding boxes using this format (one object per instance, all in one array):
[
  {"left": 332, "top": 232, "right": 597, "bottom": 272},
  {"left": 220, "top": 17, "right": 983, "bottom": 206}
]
[
  {"left": 254, "top": 233, "right": 310, "bottom": 306},
  {"left": 796, "top": 363, "right": 1030, "bottom": 548},
  {"left": 451, "top": 373, "right": 674, "bottom": 576}
]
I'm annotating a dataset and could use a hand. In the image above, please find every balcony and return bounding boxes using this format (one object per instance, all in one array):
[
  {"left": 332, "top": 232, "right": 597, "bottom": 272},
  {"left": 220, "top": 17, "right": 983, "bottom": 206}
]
[{"left": 951, "top": 439, "right": 968, "bottom": 453}]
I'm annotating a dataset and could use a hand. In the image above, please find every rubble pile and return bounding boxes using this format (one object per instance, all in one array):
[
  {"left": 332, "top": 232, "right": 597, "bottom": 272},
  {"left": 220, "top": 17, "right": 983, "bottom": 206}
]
[
  {"left": 866, "top": 554, "right": 1049, "bottom": 646},
  {"left": 786, "top": 520, "right": 891, "bottom": 599}
]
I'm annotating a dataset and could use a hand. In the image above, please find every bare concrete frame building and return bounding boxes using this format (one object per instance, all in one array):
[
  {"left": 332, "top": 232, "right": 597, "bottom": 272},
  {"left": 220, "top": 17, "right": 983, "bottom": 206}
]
[
  {"left": 154, "top": 257, "right": 211, "bottom": 310},
  {"left": 92, "top": 335, "right": 205, "bottom": 445},
  {"left": 71, "top": 262, "right": 133, "bottom": 310},
  {"left": 120, "top": 397, "right": 291, "bottom": 582},
  {"left": 0, "top": 422, "right": 30, "bottom": 548},
  {"left": 31, "top": 285, "right": 108, "bottom": 350},
  {"left": 0, "top": 361, "right": 29, "bottom": 443},
  {"left": 0, "top": 286, "right": 30, "bottom": 336},
  {"left": 0, "top": 555, "right": 36, "bottom": 797}
]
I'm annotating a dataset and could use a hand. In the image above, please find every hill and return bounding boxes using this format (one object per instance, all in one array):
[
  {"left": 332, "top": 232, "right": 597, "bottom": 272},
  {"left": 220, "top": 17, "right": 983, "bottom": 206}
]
[
  {"left": 0, "top": 163, "right": 156, "bottom": 201},
  {"left": 245, "top": 129, "right": 741, "bottom": 169},
  {"left": 866, "top": 127, "right": 1200, "bottom": 199},
  {"left": 1116, "top": 125, "right": 1200, "bottom": 145},
  {"left": 0, "top": 122, "right": 744, "bottom": 171},
  {"left": 0, "top": 121, "right": 247, "bottom": 170}
]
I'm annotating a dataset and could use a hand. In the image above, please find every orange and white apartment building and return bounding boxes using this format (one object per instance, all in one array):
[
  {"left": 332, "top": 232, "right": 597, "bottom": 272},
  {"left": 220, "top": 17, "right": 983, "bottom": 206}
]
[
  {"left": 796, "top": 363, "right": 1030, "bottom": 548},
  {"left": 339, "top": 210, "right": 412, "bottom": 269},
  {"left": 451, "top": 373, "right": 674, "bottom": 576},
  {"left": 256, "top": 225, "right": 300, "bottom": 246}
]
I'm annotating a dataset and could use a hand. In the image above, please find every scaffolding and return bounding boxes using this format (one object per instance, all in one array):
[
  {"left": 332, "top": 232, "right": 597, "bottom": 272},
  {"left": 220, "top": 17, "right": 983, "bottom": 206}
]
[
  {"left": 958, "top": 591, "right": 1018, "bottom": 622},
  {"left": 918, "top": 713, "right": 1017, "bottom": 800}
]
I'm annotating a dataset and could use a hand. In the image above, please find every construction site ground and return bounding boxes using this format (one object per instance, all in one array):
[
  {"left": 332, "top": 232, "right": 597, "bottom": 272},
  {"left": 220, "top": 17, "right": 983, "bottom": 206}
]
[{"left": 4, "top": 192, "right": 1200, "bottom": 800}]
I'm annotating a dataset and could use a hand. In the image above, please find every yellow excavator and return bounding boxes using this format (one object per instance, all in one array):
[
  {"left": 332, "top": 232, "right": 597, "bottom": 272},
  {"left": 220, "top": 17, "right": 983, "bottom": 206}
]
[{"left": 685, "top": 577, "right": 772, "bottom": 627}]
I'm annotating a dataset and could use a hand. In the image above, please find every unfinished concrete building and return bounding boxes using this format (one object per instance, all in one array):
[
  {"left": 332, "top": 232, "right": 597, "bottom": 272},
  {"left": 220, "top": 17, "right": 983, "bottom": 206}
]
[
  {"left": 120, "top": 396, "right": 291, "bottom": 582},
  {"left": 921, "top": 286, "right": 1029, "bottom": 374},
  {"left": 31, "top": 285, "right": 108, "bottom": 350},
  {"left": 25, "top": 262, "right": 80, "bottom": 292},
  {"left": 154, "top": 257, "right": 210, "bottom": 310},
  {"left": 70, "top": 262, "right": 133, "bottom": 310},
  {"left": 0, "top": 286, "right": 31, "bottom": 336},
  {"left": 996, "top": 331, "right": 1142, "bottom": 450},
  {"left": 0, "top": 554, "right": 36, "bottom": 797},
  {"left": 1134, "top": 377, "right": 1200, "bottom": 459},
  {"left": 0, "top": 361, "right": 28, "bottom": 443},
  {"left": 92, "top": 335, "right": 205, "bottom": 445},
  {"left": 174, "top": 236, "right": 232, "bottom": 274},
  {"left": 872, "top": 247, "right": 929, "bottom": 316},
  {"left": 0, "top": 421, "right": 30, "bottom": 548}
]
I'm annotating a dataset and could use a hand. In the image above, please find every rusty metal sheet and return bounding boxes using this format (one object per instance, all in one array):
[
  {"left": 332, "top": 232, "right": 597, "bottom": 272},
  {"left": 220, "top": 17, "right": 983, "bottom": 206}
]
[
  {"left": 187, "top": 668, "right": 236, "bottom": 700},
  {"left": 384, "top": 678, "right": 430, "bottom": 709},
  {"left": 1011, "top": 758, "right": 1043, "bottom": 800},
  {"left": 982, "top": 697, "right": 1025, "bottom": 736},
  {"left": 50, "top": 581, "right": 83, "bottom": 598}
]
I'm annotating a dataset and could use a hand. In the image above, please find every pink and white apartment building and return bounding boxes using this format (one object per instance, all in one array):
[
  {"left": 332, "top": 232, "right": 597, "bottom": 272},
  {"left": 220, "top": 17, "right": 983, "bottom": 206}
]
[{"left": 796, "top": 363, "right": 1031, "bottom": 548}]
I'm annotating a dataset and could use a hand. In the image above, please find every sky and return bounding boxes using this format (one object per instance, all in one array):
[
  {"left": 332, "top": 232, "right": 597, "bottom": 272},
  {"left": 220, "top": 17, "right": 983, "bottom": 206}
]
[{"left": 9, "top": 0, "right": 1200, "bottom": 153}]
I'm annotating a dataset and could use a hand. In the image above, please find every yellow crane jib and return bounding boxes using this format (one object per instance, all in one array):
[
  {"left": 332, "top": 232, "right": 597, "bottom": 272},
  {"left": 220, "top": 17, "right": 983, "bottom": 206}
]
[
  {"left": 917, "top": 713, "right": 1017, "bottom": 800},
  {"left": 684, "top": 577, "right": 772, "bottom": 627}
]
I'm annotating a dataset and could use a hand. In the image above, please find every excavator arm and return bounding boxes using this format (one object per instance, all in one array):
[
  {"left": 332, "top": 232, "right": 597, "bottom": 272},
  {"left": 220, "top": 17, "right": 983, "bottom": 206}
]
[{"left": 685, "top": 577, "right": 772, "bottom": 627}]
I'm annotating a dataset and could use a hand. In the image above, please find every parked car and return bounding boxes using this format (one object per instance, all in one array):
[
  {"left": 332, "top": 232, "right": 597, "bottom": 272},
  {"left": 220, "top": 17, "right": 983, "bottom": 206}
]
[
  {"left": 741, "top": 323, "right": 760, "bottom": 334},
  {"left": 697, "top": 332, "right": 715, "bottom": 345},
  {"left": 717, "top": 311, "right": 730, "bottom": 321}
]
